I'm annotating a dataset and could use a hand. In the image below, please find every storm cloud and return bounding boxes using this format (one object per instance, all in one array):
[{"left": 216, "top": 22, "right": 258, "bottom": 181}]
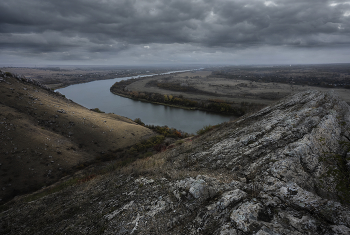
[{"left": 0, "top": 0, "right": 349, "bottom": 65}]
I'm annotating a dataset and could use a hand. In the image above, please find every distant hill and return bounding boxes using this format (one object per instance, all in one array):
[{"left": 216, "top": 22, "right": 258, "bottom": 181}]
[
  {"left": 1, "top": 86, "right": 350, "bottom": 234},
  {"left": 0, "top": 71, "right": 154, "bottom": 203}
]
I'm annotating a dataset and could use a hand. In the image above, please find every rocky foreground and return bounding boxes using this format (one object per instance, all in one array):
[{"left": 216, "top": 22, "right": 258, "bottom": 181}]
[{"left": 1, "top": 90, "right": 350, "bottom": 234}]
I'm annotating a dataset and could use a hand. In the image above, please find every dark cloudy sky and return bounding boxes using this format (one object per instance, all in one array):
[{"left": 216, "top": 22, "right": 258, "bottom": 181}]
[{"left": 1, "top": 0, "right": 350, "bottom": 65}]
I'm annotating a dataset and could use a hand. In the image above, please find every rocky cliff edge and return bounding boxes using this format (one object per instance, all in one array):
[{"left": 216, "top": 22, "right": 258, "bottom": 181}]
[{"left": 1, "top": 90, "right": 350, "bottom": 234}]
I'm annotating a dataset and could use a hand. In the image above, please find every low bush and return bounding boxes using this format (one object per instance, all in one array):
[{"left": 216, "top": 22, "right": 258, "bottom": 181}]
[
  {"left": 134, "top": 118, "right": 191, "bottom": 138},
  {"left": 128, "top": 135, "right": 165, "bottom": 155},
  {"left": 134, "top": 118, "right": 145, "bottom": 126},
  {"left": 90, "top": 108, "right": 105, "bottom": 113},
  {"left": 196, "top": 124, "right": 214, "bottom": 135},
  {"left": 5, "top": 72, "right": 13, "bottom": 77}
]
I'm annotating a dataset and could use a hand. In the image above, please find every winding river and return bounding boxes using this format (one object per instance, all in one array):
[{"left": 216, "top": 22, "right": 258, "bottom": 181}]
[{"left": 57, "top": 71, "right": 235, "bottom": 134}]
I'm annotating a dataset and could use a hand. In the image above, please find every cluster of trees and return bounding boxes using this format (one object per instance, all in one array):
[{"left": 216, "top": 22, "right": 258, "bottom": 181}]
[
  {"left": 207, "top": 102, "right": 238, "bottom": 113},
  {"left": 134, "top": 118, "right": 190, "bottom": 138},
  {"left": 155, "top": 81, "right": 198, "bottom": 92},
  {"left": 126, "top": 91, "right": 244, "bottom": 115},
  {"left": 162, "top": 94, "right": 198, "bottom": 108}
]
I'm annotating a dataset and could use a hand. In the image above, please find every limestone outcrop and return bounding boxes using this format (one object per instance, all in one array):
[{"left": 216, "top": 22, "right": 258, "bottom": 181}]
[{"left": 1, "top": 90, "right": 350, "bottom": 234}]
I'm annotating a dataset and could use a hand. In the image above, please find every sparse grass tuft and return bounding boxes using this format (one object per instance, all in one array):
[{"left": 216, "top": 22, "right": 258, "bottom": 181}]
[
  {"left": 120, "top": 151, "right": 167, "bottom": 176},
  {"left": 319, "top": 138, "right": 350, "bottom": 204},
  {"left": 196, "top": 124, "right": 214, "bottom": 135},
  {"left": 134, "top": 118, "right": 145, "bottom": 126},
  {"left": 90, "top": 108, "right": 105, "bottom": 113},
  {"left": 5, "top": 72, "right": 13, "bottom": 77}
]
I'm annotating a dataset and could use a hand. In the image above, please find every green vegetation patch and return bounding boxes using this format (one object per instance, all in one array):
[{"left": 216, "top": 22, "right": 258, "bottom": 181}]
[
  {"left": 196, "top": 124, "right": 215, "bottom": 135},
  {"left": 128, "top": 135, "right": 165, "bottom": 155},
  {"left": 4, "top": 72, "right": 13, "bottom": 77},
  {"left": 134, "top": 118, "right": 191, "bottom": 138},
  {"left": 156, "top": 81, "right": 200, "bottom": 93},
  {"left": 319, "top": 140, "right": 350, "bottom": 204},
  {"left": 90, "top": 108, "right": 105, "bottom": 113}
]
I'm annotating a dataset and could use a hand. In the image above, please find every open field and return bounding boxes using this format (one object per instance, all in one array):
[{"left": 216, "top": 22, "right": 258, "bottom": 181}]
[
  {"left": 0, "top": 66, "right": 189, "bottom": 90},
  {"left": 116, "top": 70, "right": 350, "bottom": 109},
  {"left": 212, "top": 64, "right": 350, "bottom": 89}
]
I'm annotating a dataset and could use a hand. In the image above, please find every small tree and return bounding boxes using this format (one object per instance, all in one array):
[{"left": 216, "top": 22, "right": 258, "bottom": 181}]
[{"left": 134, "top": 118, "right": 145, "bottom": 126}]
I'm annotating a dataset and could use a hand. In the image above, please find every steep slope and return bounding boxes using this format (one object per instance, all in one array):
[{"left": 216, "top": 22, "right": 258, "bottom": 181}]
[
  {"left": 1, "top": 90, "right": 350, "bottom": 234},
  {"left": 0, "top": 71, "right": 154, "bottom": 203}
]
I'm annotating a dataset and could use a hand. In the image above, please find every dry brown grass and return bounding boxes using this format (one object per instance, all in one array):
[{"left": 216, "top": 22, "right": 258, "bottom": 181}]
[
  {"left": 119, "top": 151, "right": 168, "bottom": 176},
  {"left": 0, "top": 74, "right": 154, "bottom": 204}
]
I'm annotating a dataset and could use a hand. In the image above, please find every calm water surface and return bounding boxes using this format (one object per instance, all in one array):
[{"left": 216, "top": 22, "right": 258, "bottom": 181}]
[{"left": 57, "top": 71, "right": 235, "bottom": 134}]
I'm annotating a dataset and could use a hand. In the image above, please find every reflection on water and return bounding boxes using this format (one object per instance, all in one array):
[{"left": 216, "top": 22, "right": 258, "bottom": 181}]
[{"left": 57, "top": 72, "right": 234, "bottom": 134}]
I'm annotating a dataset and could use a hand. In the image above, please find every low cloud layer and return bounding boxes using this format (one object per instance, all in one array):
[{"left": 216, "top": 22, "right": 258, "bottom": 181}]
[{"left": 1, "top": 0, "right": 349, "bottom": 65}]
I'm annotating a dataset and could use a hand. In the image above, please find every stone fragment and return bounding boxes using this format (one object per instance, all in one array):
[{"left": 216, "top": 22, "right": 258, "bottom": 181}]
[
  {"left": 135, "top": 177, "right": 154, "bottom": 185},
  {"left": 219, "top": 223, "right": 237, "bottom": 235},
  {"left": 230, "top": 202, "right": 262, "bottom": 232},
  {"left": 214, "top": 189, "right": 246, "bottom": 210},
  {"left": 57, "top": 109, "right": 66, "bottom": 114},
  {"left": 172, "top": 175, "right": 224, "bottom": 201},
  {"left": 331, "top": 225, "right": 350, "bottom": 235}
]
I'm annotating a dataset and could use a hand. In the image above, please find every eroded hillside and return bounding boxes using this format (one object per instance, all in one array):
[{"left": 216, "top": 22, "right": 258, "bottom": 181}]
[
  {"left": 1, "top": 90, "right": 350, "bottom": 234},
  {"left": 0, "top": 71, "right": 154, "bottom": 203}
]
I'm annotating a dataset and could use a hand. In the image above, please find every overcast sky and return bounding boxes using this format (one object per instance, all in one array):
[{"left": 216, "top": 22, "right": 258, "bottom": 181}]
[{"left": 1, "top": 0, "right": 349, "bottom": 66}]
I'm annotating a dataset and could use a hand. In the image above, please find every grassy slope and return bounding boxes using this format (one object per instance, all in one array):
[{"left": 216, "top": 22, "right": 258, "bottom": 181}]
[{"left": 0, "top": 73, "right": 154, "bottom": 203}]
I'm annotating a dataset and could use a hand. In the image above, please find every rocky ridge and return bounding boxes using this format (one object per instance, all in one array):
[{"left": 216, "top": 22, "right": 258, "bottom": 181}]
[{"left": 1, "top": 90, "right": 350, "bottom": 234}]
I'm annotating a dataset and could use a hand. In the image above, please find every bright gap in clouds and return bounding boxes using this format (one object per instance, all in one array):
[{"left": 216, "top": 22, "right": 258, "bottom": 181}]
[
  {"left": 330, "top": 2, "right": 350, "bottom": 7},
  {"left": 264, "top": 1, "right": 277, "bottom": 7}
]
